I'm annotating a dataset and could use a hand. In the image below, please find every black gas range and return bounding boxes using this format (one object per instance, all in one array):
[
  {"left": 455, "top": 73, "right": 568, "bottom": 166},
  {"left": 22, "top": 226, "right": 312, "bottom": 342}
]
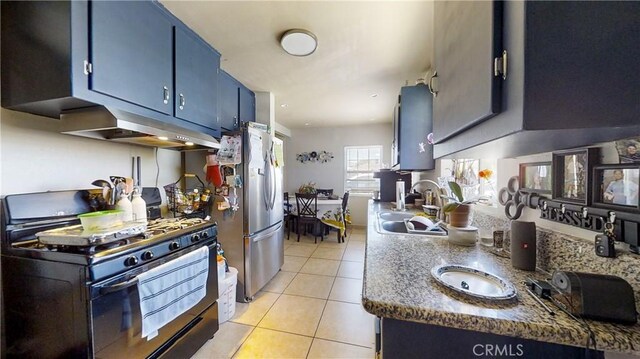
[{"left": 1, "top": 190, "right": 220, "bottom": 359}]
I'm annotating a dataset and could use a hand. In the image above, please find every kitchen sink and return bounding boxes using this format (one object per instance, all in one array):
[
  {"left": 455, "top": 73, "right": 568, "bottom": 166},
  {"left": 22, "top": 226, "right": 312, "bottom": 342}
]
[
  {"left": 378, "top": 212, "right": 413, "bottom": 222},
  {"left": 380, "top": 221, "right": 408, "bottom": 233},
  {"left": 375, "top": 211, "right": 446, "bottom": 236}
]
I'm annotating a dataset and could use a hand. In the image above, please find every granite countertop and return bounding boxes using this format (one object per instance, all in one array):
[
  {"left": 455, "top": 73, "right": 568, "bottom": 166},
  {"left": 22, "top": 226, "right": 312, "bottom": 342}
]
[{"left": 362, "top": 201, "right": 640, "bottom": 355}]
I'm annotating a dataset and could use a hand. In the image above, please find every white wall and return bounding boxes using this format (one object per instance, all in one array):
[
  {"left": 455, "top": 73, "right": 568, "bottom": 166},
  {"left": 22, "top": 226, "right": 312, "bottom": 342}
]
[
  {"left": 285, "top": 123, "right": 392, "bottom": 226},
  {"left": 0, "top": 108, "right": 181, "bottom": 205}
]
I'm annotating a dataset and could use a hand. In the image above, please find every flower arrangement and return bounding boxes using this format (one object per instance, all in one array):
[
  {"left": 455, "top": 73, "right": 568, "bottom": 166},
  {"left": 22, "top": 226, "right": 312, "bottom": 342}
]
[
  {"left": 478, "top": 169, "right": 493, "bottom": 180},
  {"left": 478, "top": 168, "right": 496, "bottom": 200},
  {"left": 298, "top": 182, "right": 316, "bottom": 194}
]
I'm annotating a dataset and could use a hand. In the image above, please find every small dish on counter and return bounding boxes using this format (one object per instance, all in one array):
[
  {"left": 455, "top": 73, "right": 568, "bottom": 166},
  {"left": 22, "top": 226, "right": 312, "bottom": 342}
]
[
  {"left": 447, "top": 225, "right": 478, "bottom": 246},
  {"left": 431, "top": 264, "right": 517, "bottom": 301}
]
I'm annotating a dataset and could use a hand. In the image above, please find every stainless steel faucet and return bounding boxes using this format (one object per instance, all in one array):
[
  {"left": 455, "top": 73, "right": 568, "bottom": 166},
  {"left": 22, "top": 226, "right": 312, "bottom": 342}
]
[
  {"left": 409, "top": 179, "right": 446, "bottom": 220},
  {"left": 410, "top": 179, "right": 442, "bottom": 194}
]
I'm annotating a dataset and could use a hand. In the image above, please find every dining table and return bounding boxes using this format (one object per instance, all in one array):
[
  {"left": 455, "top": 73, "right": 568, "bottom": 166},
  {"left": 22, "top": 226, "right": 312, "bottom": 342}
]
[{"left": 287, "top": 195, "right": 350, "bottom": 238}]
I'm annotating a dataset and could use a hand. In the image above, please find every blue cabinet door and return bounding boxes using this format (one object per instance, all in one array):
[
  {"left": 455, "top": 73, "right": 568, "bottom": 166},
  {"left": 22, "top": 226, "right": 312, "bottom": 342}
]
[
  {"left": 219, "top": 71, "right": 239, "bottom": 130},
  {"left": 398, "top": 85, "right": 434, "bottom": 170},
  {"left": 239, "top": 85, "right": 255, "bottom": 124},
  {"left": 175, "top": 27, "right": 220, "bottom": 131},
  {"left": 90, "top": 1, "right": 173, "bottom": 115}
]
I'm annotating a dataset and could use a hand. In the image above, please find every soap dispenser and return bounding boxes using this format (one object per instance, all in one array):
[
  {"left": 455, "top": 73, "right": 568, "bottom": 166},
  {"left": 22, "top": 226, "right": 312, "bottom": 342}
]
[
  {"left": 396, "top": 181, "right": 405, "bottom": 210},
  {"left": 116, "top": 192, "right": 133, "bottom": 222},
  {"left": 131, "top": 187, "right": 147, "bottom": 223}
]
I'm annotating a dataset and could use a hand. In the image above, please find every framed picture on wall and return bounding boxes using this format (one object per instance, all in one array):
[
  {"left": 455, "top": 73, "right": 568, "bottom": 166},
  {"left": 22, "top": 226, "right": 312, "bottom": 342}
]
[
  {"left": 552, "top": 148, "right": 599, "bottom": 205},
  {"left": 615, "top": 138, "right": 640, "bottom": 163},
  {"left": 518, "top": 162, "right": 552, "bottom": 194},
  {"left": 592, "top": 164, "right": 640, "bottom": 213}
]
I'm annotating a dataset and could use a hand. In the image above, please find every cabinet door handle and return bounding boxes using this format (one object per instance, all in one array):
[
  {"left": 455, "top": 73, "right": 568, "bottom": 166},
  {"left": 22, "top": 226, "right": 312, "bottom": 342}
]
[
  {"left": 179, "top": 93, "right": 186, "bottom": 110},
  {"left": 494, "top": 50, "right": 508, "bottom": 80},
  {"left": 428, "top": 71, "right": 438, "bottom": 97},
  {"left": 163, "top": 86, "right": 170, "bottom": 104}
]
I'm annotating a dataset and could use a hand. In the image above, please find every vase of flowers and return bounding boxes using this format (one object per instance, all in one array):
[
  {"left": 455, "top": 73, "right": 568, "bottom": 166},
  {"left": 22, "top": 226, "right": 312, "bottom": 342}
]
[
  {"left": 298, "top": 182, "right": 316, "bottom": 194},
  {"left": 478, "top": 168, "right": 495, "bottom": 202}
]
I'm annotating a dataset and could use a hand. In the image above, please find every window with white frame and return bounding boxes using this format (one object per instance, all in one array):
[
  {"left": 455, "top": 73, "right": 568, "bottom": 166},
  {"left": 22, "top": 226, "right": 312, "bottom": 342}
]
[{"left": 344, "top": 145, "right": 382, "bottom": 194}]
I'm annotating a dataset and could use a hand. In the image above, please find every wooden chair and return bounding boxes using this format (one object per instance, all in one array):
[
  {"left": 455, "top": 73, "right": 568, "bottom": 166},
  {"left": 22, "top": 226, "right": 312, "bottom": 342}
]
[
  {"left": 295, "top": 193, "right": 323, "bottom": 243},
  {"left": 283, "top": 192, "right": 296, "bottom": 240},
  {"left": 338, "top": 192, "right": 350, "bottom": 243}
]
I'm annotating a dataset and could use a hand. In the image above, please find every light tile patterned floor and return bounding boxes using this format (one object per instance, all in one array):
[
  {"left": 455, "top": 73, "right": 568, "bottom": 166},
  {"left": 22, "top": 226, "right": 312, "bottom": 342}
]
[{"left": 192, "top": 227, "right": 375, "bottom": 359}]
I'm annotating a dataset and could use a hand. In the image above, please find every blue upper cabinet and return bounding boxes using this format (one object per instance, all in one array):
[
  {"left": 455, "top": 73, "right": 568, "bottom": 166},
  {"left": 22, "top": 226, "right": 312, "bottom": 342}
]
[
  {"left": 219, "top": 70, "right": 239, "bottom": 131},
  {"left": 219, "top": 70, "right": 255, "bottom": 131},
  {"left": 174, "top": 26, "right": 220, "bottom": 131},
  {"left": 395, "top": 85, "right": 435, "bottom": 171},
  {"left": 431, "top": 0, "right": 502, "bottom": 143},
  {"left": 239, "top": 85, "right": 255, "bottom": 124},
  {"left": 90, "top": 1, "right": 174, "bottom": 115},
  {"left": 1, "top": 0, "right": 222, "bottom": 138}
]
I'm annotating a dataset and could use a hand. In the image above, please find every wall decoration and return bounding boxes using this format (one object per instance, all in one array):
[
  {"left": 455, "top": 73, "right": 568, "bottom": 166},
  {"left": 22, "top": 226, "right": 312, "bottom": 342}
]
[
  {"left": 592, "top": 164, "right": 640, "bottom": 213},
  {"left": 497, "top": 176, "right": 547, "bottom": 220},
  {"left": 615, "top": 138, "right": 640, "bottom": 163},
  {"left": 552, "top": 148, "right": 599, "bottom": 205},
  {"left": 296, "top": 150, "right": 334, "bottom": 163},
  {"left": 519, "top": 162, "right": 552, "bottom": 194}
]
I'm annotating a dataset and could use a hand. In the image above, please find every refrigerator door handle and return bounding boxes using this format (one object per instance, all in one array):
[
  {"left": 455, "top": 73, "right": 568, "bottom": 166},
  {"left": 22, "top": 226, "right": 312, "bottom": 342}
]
[
  {"left": 263, "top": 153, "right": 271, "bottom": 210},
  {"left": 269, "top": 161, "right": 276, "bottom": 210},
  {"left": 251, "top": 222, "right": 283, "bottom": 242}
]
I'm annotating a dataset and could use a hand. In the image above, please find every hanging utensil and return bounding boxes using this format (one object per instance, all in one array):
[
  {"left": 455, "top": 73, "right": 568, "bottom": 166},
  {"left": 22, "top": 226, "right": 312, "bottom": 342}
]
[{"left": 91, "top": 179, "right": 113, "bottom": 205}]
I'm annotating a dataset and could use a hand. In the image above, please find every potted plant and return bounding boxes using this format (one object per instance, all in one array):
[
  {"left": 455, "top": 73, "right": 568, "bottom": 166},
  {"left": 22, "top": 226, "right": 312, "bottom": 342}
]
[
  {"left": 442, "top": 181, "right": 480, "bottom": 227},
  {"left": 298, "top": 182, "right": 316, "bottom": 194}
]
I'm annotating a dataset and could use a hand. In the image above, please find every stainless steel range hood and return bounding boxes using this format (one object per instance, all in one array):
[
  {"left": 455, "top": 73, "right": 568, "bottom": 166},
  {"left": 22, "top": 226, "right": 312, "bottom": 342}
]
[{"left": 60, "top": 107, "right": 220, "bottom": 150}]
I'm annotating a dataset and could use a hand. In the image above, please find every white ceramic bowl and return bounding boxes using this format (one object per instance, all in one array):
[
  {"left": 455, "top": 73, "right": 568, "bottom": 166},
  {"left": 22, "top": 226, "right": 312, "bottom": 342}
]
[
  {"left": 78, "top": 210, "right": 124, "bottom": 232},
  {"left": 447, "top": 225, "right": 478, "bottom": 246}
]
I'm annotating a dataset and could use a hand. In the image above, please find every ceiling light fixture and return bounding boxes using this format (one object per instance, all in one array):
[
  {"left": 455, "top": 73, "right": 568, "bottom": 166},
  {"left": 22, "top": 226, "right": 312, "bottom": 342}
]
[
  {"left": 371, "top": 94, "right": 378, "bottom": 98},
  {"left": 305, "top": 123, "right": 310, "bottom": 126},
  {"left": 280, "top": 104, "right": 288, "bottom": 108},
  {"left": 185, "top": 141, "right": 194, "bottom": 146},
  {"left": 158, "top": 136, "right": 169, "bottom": 141},
  {"left": 280, "top": 29, "right": 317, "bottom": 57}
]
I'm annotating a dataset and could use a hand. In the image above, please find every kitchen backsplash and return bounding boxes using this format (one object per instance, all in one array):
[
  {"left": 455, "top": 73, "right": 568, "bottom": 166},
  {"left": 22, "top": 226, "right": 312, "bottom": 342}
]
[
  {"left": 473, "top": 211, "right": 640, "bottom": 312},
  {"left": 0, "top": 108, "right": 181, "bottom": 198}
]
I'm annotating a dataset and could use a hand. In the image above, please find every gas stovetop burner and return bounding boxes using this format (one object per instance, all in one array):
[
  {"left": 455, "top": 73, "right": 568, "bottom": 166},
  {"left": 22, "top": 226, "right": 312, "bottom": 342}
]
[{"left": 145, "top": 218, "right": 207, "bottom": 234}]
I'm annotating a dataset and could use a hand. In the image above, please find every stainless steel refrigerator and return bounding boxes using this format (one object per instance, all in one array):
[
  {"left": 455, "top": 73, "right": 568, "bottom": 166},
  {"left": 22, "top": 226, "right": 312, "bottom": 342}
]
[{"left": 211, "top": 124, "right": 284, "bottom": 302}]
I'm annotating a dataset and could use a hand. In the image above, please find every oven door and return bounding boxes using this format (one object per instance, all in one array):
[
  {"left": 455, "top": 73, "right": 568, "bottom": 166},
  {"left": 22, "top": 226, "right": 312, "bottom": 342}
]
[{"left": 89, "top": 240, "right": 218, "bottom": 359}]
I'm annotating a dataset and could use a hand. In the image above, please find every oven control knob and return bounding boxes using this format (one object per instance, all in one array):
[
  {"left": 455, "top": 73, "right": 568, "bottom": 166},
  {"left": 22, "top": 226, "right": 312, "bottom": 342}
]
[
  {"left": 125, "top": 256, "right": 138, "bottom": 267},
  {"left": 191, "top": 234, "right": 200, "bottom": 243},
  {"left": 141, "top": 251, "right": 154, "bottom": 261},
  {"left": 202, "top": 231, "right": 209, "bottom": 238},
  {"left": 169, "top": 241, "right": 180, "bottom": 250}
]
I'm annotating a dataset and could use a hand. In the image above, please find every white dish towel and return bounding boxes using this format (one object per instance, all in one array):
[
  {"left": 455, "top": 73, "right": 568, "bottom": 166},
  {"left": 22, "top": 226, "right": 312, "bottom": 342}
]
[{"left": 137, "top": 246, "right": 209, "bottom": 340}]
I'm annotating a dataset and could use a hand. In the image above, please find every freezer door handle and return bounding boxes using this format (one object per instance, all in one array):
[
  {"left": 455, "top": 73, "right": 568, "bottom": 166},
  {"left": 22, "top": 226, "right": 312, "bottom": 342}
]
[
  {"left": 251, "top": 222, "right": 283, "bottom": 243},
  {"left": 269, "top": 160, "right": 276, "bottom": 210},
  {"left": 263, "top": 154, "right": 270, "bottom": 210}
]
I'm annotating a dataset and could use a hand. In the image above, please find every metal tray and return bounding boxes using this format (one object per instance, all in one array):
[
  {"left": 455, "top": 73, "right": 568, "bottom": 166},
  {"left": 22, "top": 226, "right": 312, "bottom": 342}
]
[
  {"left": 36, "top": 222, "right": 147, "bottom": 246},
  {"left": 431, "top": 264, "right": 517, "bottom": 301}
]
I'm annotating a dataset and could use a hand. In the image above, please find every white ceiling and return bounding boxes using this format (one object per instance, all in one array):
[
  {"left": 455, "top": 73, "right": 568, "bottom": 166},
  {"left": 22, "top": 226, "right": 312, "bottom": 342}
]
[{"left": 161, "top": 1, "right": 433, "bottom": 129}]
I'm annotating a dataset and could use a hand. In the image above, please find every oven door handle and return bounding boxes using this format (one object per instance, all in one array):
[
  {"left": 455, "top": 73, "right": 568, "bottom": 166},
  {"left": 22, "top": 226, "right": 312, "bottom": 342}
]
[{"left": 98, "top": 277, "right": 139, "bottom": 295}]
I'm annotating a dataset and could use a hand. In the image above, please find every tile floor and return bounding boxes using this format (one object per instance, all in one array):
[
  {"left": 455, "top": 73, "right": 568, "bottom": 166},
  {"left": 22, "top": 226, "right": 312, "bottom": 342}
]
[{"left": 192, "top": 227, "right": 375, "bottom": 359}]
